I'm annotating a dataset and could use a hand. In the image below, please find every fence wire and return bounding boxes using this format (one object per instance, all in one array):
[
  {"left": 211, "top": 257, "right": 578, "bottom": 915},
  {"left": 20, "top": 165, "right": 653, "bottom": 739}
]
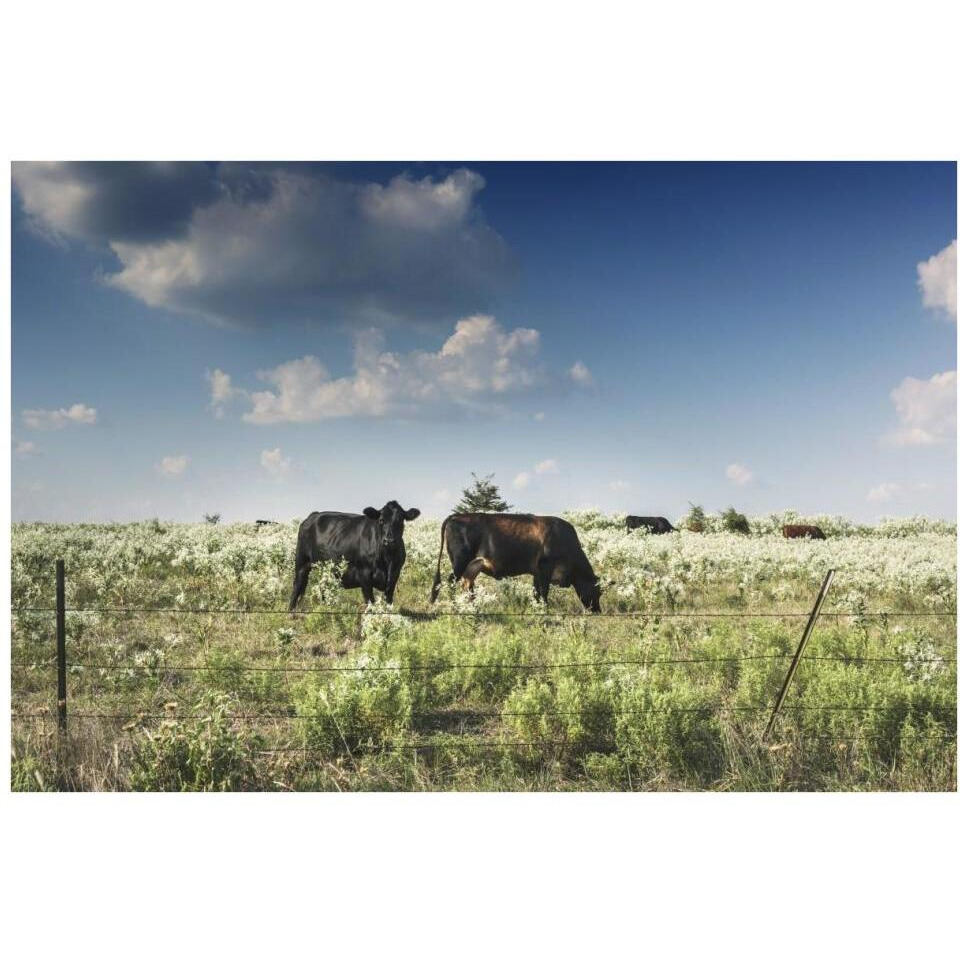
[
  {"left": 11, "top": 653, "right": 957, "bottom": 673},
  {"left": 11, "top": 605, "right": 958, "bottom": 617},
  {"left": 12, "top": 703, "right": 958, "bottom": 722}
]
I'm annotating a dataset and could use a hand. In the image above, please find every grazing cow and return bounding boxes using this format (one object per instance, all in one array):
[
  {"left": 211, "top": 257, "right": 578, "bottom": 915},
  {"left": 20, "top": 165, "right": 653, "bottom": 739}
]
[
  {"left": 782, "top": 524, "right": 826, "bottom": 540},
  {"left": 625, "top": 515, "right": 676, "bottom": 534},
  {"left": 429, "top": 513, "right": 601, "bottom": 612},
  {"left": 289, "top": 501, "right": 420, "bottom": 610}
]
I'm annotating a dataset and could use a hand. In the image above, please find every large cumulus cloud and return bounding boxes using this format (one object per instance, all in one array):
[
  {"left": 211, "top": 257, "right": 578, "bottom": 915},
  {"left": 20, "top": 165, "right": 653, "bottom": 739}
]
[
  {"left": 12, "top": 162, "right": 514, "bottom": 325},
  {"left": 212, "top": 315, "right": 593, "bottom": 423}
]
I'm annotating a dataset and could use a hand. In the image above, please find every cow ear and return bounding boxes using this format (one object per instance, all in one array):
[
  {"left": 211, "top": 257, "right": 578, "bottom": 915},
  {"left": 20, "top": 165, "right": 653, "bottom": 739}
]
[
  {"left": 363, "top": 507, "right": 380, "bottom": 520},
  {"left": 404, "top": 508, "right": 421, "bottom": 521}
]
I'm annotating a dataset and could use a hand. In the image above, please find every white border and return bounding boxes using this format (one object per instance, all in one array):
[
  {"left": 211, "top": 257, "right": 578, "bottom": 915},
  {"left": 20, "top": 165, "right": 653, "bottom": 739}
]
[{"left": 3, "top": 1, "right": 958, "bottom": 956}]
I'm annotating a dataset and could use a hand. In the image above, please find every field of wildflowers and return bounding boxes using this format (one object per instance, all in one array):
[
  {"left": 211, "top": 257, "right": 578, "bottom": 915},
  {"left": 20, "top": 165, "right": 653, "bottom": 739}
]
[{"left": 10, "top": 512, "right": 957, "bottom": 791}]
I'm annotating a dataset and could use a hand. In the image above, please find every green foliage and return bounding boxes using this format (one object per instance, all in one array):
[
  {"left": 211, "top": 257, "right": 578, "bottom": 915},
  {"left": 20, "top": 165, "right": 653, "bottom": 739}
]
[
  {"left": 614, "top": 678, "right": 727, "bottom": 786},
  {"left": 684, "top": 502, "right": 707, "bottom": 532},
  {"left": 503, "top": 672, "right": 616, "bottom": 756},
  {"left": 454, "top": 473, "right": 512, "bottom": 513},
  {"left": 293, "top": 659, "right": 413, "bottom": 755},
  {"left": 130, "top": 694, "right": 264, "bottom": 791},
  {"left": 721, "top": 507, "right": 751, "bottom": 535}
]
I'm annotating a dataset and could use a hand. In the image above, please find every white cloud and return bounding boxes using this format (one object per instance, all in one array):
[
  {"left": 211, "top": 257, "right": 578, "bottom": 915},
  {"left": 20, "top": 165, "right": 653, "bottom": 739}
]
[
  {"left": 569, "top": 361, "right": 594, "bottom": 387},
  {"left": 607, "top": 479, "right": 631, "bottom": 491},
  {"left": 867, "top": 482, "right": 934, "bottom": 504},
  {"left": 21, "top": 403, "right": 97, "bottom": 430},
  {"left": 513, "top": 458, "right": 558, "bottom": 491},
  {"left": 886, "top": 370, "right": 956, "bottom": 446},
  {"left": 206, "top": 368, "right": 241, "bottom": 417},
  {"left": 725, "top": 463, "right": 754, "bottom": 485},
  {"left": 867, "top": 483, "right": 900, "bottom": 503},
  {"left": 917, "top": 239, "right": 957, "bottom": 321},
  {"left": 237, "top": 316, "right": 579, "bottom": 424},
  {"left": 14, "top": 439, "right": 38, "bottom": 457},
  {"left": 157, "top": 455, "right": 189, "bottom": 477},
  {"left": 533, "top": 411, "right": 546, "bottom": 422},
  {"left": 513, "top": 472, "right": 531, "bottom": 490},
  {"left": 260, "top": 447, "right": 291, "bottom": 477}
]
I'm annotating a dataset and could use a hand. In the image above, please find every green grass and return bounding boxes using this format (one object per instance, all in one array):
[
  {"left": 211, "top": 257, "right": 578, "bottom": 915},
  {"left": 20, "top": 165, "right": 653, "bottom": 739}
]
[{"left": 10, "top": 519, "right": 957, "bottom": 791}]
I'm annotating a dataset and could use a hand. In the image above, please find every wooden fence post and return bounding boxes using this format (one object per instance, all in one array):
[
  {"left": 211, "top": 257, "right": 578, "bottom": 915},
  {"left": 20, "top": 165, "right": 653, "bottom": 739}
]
[
  {"left": 56, "top": 559, "right": 67, "bottom": 733},
  {"left": 763, "top": 568, "right": 835, "bottom": 741}
]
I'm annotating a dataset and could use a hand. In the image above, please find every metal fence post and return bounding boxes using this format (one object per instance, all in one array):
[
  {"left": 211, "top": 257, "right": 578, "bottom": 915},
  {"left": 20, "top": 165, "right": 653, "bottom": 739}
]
[
  {"left": 763, "top": 568, "right": 835, "bottom": 741},
  {"left": 56, "top": 559, "right": 67, "bottom": 733}
]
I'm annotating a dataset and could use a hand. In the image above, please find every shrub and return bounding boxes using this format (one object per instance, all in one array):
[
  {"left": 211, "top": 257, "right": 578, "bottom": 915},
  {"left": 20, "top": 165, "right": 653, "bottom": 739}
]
[
  {"left": 294, "top": 657, "right": 413, "bottom": 755},
  {"left": 502, "top": 673, "right": 616, "bottom": 756},
  {"left": 130, "top": 694, "right": 263, "bottom": 791},
  {"left": 721, "top": 507, "right": 751, "bottom": 535},
  {"left": 614, "top": 678, "right": 727, "bottom": 786},
  {"left": 684, "top": 503, "right": 707, "bottom": 532}
]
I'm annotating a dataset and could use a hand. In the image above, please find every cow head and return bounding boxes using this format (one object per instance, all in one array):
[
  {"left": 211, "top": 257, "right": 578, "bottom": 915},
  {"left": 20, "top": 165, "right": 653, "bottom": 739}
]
[
  {"left": 574, "top": 574, "right": 602, "bottom": 613},
  {"left": 363, "top": 501, "right": 420, "bottom": 549}
]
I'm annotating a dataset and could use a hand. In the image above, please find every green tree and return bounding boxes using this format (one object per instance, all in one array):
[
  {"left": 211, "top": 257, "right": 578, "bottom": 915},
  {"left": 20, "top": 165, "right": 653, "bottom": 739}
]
[
  {"left": 454, "top": 473, "right": 512, "bottom": 513},
  {"left": 684, "top": 503, "right": 707, "bottom": 532},
  {"left": 721, "top": 507, "right": 751, "bottom": 535}
]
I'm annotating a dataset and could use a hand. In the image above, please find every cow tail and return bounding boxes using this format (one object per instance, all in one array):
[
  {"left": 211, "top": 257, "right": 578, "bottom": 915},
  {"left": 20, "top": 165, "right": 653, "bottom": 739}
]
[{"left": 430, "top": 516, "right": 451, "bottom": 603}]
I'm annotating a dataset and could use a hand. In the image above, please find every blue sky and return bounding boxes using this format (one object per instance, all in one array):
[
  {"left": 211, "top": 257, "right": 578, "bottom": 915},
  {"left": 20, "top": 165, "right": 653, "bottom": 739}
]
[{"left": 10, "top": 162, "right": 957, "bottom": 522}]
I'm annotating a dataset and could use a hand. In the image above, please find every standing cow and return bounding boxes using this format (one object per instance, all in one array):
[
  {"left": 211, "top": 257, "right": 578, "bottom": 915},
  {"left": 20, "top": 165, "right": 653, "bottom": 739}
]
[
  {"left": 625, "top": 516, "right": 676, "bottom": 534},
  {"left": 289, "top": 501, "right": 420, "bottom": 610},
  {"left": 782, "top": 524, "right": 826, "bottom": 540},
  {"left": 429, "top": 513, "right": 601, "bottom": 611}
]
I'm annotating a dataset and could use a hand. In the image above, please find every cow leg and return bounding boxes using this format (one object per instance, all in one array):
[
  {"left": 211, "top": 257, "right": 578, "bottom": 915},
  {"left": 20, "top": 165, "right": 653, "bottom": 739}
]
[
  {"left": 289, "top": 564, "right": 311, "bottom": 612},
  {"left": 384, "top": 569, "right": 400, "bottom": 605},
  {"left": 533, "top": 560, "right": 553, "bottom": 604},
  {"left": 359, "top": 576, "right": 376, "bottom": 605}
]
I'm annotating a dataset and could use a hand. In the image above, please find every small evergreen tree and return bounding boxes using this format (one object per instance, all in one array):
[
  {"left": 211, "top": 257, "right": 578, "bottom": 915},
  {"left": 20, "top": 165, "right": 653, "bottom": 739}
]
[
  {"left": 453, "top": 473, "right": 512, "bottom": 513},
  {"left": 204, "top": 513, "right": 221, "bottom": 525},
  {"left": 721, "top": 506, "right": 751, "bottom": 535},
  {"left": 684, "top": 502, "right": 707, "bottom": 532}
]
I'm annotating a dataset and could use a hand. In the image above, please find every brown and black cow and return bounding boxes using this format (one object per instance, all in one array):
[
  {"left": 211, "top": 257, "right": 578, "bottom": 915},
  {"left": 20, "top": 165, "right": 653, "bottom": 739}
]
[
  {"left": 782, "top": 524, "right": 826, "bottom": 540},
  {"left": 429, "top": 513, "right": 601, "bottom": 611}
]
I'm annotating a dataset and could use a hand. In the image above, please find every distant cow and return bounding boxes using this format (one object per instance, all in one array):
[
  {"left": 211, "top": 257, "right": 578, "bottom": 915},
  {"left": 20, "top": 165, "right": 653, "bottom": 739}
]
[
  {"left": 782, "top": 524, "right": 826, "bottom": 540},
  {"left": 625, "top": 516, "right": 676, "bottom": 534},
  {"left": 429, "top": 513, "right": 601, "bottom": 612},
  {"left": 289, "top": 501, "right": 420, "bottom": 610}
]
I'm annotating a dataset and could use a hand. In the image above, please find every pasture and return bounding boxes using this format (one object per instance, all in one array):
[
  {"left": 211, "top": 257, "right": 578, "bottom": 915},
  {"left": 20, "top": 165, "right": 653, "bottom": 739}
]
[{"left": 10, "top": 512, "right": 957, "bottom": 791}]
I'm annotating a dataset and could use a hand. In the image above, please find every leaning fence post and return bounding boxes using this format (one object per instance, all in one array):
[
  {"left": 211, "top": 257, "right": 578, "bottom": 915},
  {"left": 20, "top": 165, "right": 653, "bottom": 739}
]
[
  {"left": 763, "top": 568, "right": 835, "bottom": 741},
  {"left": 56, "top": 559, "right": 67, "bottom": 733}
]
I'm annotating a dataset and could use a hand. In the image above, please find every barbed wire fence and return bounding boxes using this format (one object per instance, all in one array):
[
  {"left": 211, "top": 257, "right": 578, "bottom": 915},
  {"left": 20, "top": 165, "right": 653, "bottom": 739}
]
[{"left": 10, "top": 564, "right": 959, "bottom": 777}]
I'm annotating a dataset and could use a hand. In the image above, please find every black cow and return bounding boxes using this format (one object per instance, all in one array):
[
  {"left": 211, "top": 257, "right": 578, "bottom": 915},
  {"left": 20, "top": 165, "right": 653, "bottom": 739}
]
[
  {"left": 625, "top": 515, "right": 676, "bottom": 534},
  {"left": 289, "top": 501, "right": 420, "bottom": 610},
  {"left": 429, "top": 513, "right": 601, "bottom": 612}
]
